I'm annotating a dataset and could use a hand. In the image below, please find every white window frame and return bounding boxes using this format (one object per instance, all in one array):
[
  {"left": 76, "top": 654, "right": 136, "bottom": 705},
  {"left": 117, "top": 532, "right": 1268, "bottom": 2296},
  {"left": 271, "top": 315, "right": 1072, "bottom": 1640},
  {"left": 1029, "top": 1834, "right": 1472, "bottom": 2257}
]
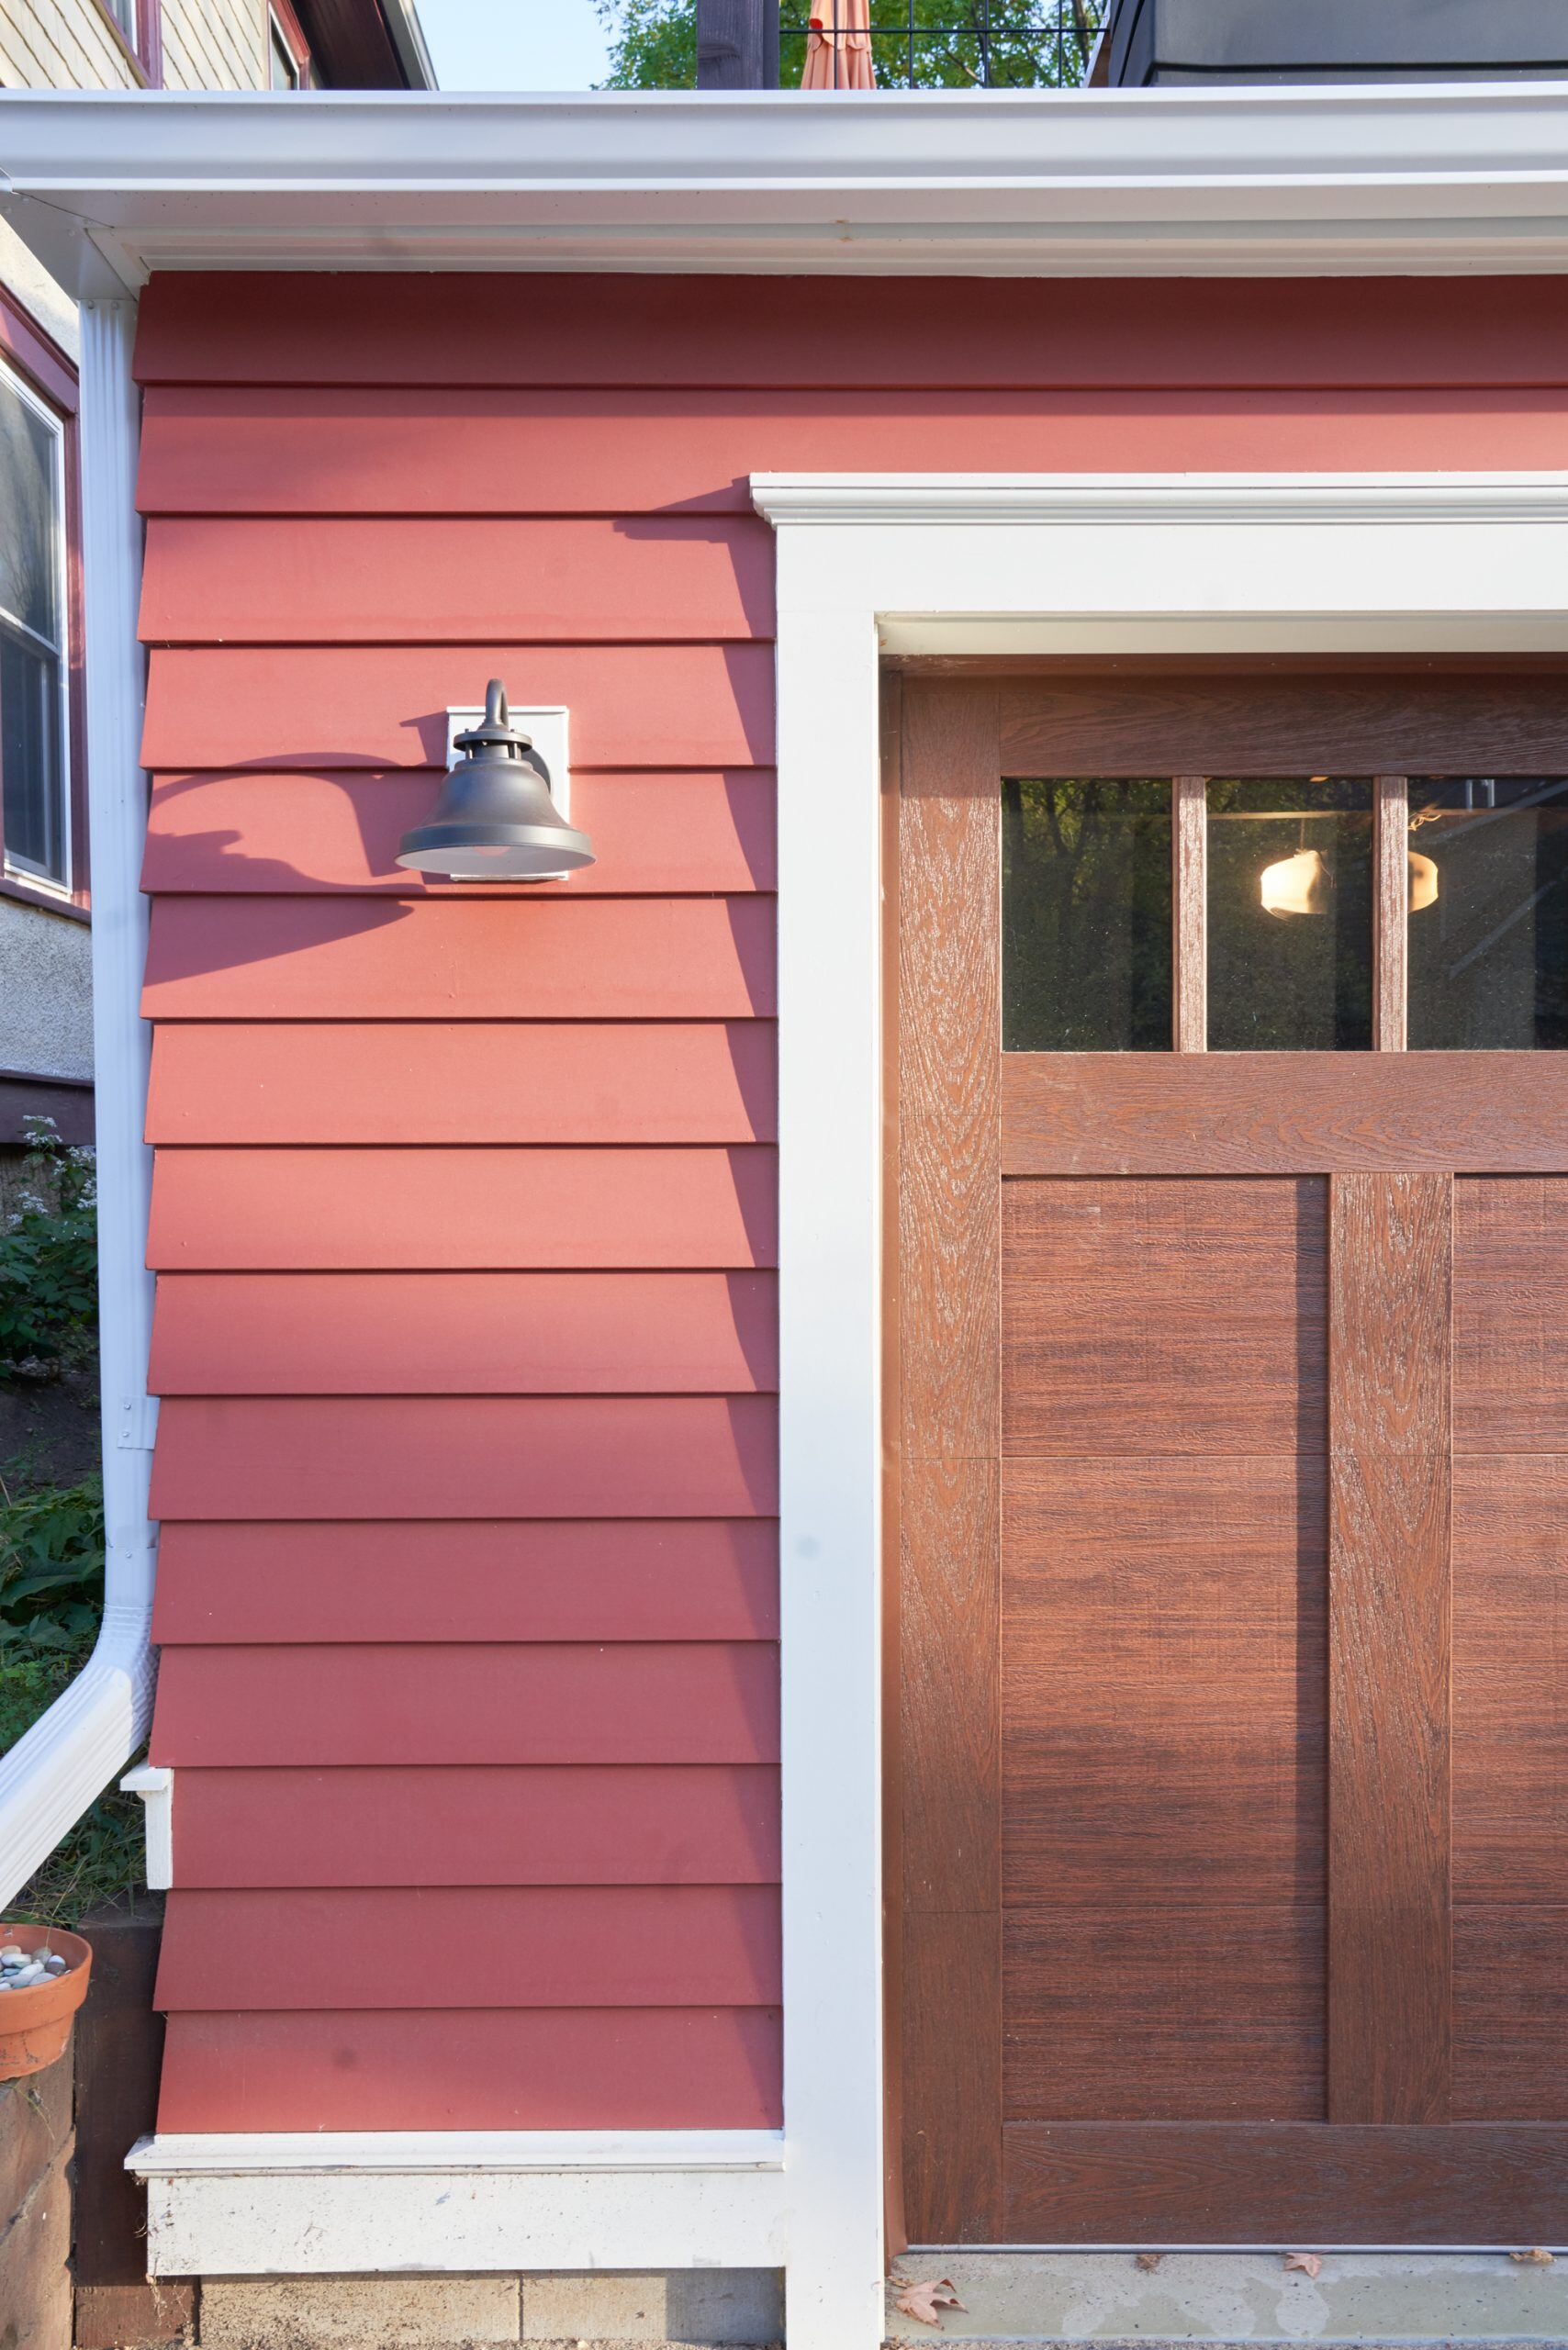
[
  {"left": 268, "top": 8, "right": 308, "bottom": 89},
  {"left": 0, "top": 353, "right": 72, "bottom": 898}
]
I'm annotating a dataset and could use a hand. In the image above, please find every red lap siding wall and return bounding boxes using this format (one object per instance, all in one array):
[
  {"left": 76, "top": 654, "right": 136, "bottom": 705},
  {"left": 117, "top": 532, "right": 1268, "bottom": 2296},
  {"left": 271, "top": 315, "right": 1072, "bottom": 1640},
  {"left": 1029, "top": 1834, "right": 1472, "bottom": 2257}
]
[{"left": 134, "top": 271, "right": 1568, "bottom": 2135}]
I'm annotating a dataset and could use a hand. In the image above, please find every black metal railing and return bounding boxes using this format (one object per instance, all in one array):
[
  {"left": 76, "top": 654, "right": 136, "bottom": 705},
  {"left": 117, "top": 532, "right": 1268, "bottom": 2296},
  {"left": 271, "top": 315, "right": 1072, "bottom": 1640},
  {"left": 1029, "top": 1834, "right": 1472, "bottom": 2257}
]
[{"left": 777, "top": 0, "right": 1105, "bottom": 88}]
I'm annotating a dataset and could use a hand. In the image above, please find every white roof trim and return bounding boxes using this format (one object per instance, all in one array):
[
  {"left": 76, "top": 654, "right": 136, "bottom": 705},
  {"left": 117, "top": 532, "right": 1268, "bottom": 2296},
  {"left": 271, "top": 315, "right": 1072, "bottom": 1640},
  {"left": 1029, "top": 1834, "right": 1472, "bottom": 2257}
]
[
  {"left": 752, "top": 470, "right": 1568, "bottom": 526},
  {"left": 7, "top": 81, "right": 1568, "bottom": 290}
]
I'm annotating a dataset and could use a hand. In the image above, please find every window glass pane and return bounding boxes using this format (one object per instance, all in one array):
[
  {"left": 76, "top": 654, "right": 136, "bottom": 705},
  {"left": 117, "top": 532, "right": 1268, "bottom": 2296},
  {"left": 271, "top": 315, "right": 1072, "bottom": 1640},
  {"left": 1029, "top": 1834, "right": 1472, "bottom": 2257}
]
[
  {"left": 1, "top": 630, "right": 63, "bottom": 883},
  {"left": 271, "top": 22, "right": 300, "bottom": 84},
  {"left": 1206, "top": 778, "right": 1373, "bottom": 1051},
  {"left": 0, "top": 374, "right": 59, "bottom": 646},
  {"left": 1407, "top": 777, "right": 1568, "bottom": 1048},
  {"left": 1002, "top": 778, "right": 1172, "bottom": 1051}
]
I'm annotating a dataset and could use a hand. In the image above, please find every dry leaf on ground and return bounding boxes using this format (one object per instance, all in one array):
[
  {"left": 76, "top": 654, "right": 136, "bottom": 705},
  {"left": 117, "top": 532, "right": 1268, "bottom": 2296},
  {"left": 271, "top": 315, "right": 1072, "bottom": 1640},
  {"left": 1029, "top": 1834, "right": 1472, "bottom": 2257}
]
[
  {"left": 1136, "top": 2253, "right": 1164, "bottom": 2271},
  {"left": 1283, "top": 2252, "right": 1323, "bottom": 2277},
  {"left": 1511, "top": 2248, "right": 1555, "bottom": 2265},
  {"left": 893, "top": 2275, "right": 967, "bottom": 2326}
]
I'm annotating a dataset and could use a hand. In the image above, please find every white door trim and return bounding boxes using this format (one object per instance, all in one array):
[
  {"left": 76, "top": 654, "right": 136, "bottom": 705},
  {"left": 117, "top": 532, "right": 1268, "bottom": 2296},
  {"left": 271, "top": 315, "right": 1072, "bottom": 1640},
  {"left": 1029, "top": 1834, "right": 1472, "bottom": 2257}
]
[{"left": 755, "top": 468, "right": 1568, "bottom": 2350}]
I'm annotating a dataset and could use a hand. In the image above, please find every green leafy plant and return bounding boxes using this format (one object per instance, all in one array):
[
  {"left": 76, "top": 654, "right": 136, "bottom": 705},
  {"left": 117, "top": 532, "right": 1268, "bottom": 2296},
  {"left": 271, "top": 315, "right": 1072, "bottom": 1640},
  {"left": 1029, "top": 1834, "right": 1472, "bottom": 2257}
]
[
  {"left": 594, "top": 0, "right": 1100, "bottom": 91},
  {"left": 0, "top": 1464, "right": 141, "bottom": 1928},
  {"left": 0, "top": 1469, "right": 106, "bottom": 1652},
  {"left": 0, "top": 1118, "right": 98, "bottom": 1382}
]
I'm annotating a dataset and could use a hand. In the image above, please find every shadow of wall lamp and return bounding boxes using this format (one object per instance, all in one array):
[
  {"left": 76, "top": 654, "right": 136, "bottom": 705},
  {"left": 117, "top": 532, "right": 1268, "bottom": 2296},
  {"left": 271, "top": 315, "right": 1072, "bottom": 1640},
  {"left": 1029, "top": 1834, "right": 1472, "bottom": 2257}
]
[{"left": 397, "top": 679, "right": 596, "bottom": 880}]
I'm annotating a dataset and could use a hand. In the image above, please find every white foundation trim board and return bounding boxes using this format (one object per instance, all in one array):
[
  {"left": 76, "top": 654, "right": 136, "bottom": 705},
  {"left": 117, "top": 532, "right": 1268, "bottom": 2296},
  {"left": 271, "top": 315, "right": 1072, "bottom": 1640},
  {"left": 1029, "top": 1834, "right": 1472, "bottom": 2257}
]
[
  {"left": 754, "top": 469, "right": 1568, "bottom": 2350},
  {"left": 129, "top": 2133, "right": 786, "bottom": 2277}
]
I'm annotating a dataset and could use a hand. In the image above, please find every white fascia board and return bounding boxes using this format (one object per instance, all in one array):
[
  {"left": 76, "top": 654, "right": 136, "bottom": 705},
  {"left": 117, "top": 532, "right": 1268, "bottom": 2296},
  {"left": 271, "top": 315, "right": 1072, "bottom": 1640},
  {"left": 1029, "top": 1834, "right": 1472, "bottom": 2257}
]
[
  {"left": 7, "top": 82, "right": 1568, "bottom": 287},
  {"left": 129, "top": 2132, "right": 787, "bottom": 2277}
]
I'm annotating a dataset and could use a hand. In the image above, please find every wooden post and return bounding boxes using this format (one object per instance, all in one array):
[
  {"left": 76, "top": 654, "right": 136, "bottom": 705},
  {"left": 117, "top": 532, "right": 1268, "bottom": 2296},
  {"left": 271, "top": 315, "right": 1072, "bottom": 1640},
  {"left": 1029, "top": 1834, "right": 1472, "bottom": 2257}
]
[
  {"left": 1327, "top": 1171, "right": 1453, "bottom": 2125},
  {"left": 696, "top": 0, "right": 779, "bottom": 87},
  {"left": 1172, "top": 775, "right": 1207, "bottom": 1052},
  {"left": 1373, "top": 775, "right": 1409, "bottom": 1051}
]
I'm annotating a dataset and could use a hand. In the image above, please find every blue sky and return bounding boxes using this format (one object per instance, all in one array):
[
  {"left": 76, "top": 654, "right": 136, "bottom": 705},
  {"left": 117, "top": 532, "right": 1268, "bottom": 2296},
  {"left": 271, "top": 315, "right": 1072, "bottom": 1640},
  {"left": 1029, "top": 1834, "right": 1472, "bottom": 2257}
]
[{"left": 418, "top": 0, "right": 616, "bottom": 91}]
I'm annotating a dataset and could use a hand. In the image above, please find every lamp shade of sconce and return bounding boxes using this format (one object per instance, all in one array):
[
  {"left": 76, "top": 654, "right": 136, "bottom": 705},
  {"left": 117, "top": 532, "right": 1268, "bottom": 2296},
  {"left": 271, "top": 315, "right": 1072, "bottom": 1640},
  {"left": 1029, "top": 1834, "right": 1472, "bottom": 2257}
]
[
  {"left": 1260, "top": 845, "right": 1334, "bottom": 918},
  {"left": 1409, "top": 851, "right": 1439, "bottom": 912},
  {"left": 397, "top": 679, "right": 596, "bottom": 880}
]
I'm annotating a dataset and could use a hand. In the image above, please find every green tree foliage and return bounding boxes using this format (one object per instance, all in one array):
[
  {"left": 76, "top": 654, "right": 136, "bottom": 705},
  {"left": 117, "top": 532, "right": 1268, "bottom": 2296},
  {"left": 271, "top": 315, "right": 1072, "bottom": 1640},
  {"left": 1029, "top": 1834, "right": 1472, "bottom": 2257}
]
[
  {"left": 595, "top": 1, "right": 1100, "bottom": 91},
  {"left": 0, "top": 1119, "right": 97, "bottom": 1382},
  {"left": 596, "top": 0, "right": 696, "bottom": 87}
]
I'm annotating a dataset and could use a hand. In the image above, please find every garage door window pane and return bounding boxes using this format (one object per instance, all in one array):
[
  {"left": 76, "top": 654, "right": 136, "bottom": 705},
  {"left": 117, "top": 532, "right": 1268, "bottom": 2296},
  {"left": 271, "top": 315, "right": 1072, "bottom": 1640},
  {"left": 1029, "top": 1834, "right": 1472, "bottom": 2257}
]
[
  {"left": 1002, "top": 778, "right": 1172, "bottom": 1051},
  {"left": 1408, "top": 777, "right": 1568, "bottom": 1049}
]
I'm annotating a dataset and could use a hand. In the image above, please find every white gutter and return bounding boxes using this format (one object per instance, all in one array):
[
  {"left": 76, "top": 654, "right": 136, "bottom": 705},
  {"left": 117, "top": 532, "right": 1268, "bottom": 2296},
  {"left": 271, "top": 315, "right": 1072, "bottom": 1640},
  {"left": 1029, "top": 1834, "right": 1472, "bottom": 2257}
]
[
  {"left": 0, "top": 297, "right": 155, "bottom": 1908},
  {"left": 6, "top": 81, "right": 1568, "bottom": 286}
]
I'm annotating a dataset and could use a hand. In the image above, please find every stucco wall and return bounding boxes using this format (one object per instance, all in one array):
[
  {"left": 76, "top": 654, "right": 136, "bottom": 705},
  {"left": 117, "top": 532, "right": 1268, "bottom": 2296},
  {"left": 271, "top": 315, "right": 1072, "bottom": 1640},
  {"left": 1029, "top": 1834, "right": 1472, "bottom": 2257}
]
[{"left": 0, "top": 898, "right": 94, "bottom": 1080}]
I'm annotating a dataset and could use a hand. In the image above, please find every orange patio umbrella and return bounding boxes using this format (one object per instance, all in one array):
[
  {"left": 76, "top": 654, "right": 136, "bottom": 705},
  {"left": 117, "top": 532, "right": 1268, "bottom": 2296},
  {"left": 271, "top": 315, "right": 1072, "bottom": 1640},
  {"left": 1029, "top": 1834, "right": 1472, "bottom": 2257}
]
[{"left": 801, "top": 0, "right": 878, "bottom": 89}]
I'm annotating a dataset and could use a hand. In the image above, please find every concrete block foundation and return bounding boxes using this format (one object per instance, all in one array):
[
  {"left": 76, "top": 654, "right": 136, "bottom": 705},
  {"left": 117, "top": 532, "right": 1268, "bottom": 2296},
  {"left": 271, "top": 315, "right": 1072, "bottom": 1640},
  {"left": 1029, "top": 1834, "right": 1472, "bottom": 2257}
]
[{"left": 194, "top": 2269, "right": 785, "bottom": 2349}]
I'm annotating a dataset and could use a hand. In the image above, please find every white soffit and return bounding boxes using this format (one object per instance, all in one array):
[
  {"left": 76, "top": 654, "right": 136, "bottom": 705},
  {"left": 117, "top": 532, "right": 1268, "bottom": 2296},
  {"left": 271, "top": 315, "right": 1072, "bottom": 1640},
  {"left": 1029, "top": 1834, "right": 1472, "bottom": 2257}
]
[{"left": 7, "top": 82, "right": 1568, "bottom": 290}]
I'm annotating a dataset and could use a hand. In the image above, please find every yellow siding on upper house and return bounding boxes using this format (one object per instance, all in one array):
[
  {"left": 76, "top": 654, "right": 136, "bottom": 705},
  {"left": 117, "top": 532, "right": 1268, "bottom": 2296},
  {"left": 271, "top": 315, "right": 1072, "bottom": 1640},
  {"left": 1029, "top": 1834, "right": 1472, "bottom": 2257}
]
[
  {"left": 162, "top": 0, "right": 266, "bottom": 91},
  {"left": 0, "top": 0, "right": 140, "bottom": 88},
  {"left": 0, "top": 0, "right": 270, "bottom": 91}
]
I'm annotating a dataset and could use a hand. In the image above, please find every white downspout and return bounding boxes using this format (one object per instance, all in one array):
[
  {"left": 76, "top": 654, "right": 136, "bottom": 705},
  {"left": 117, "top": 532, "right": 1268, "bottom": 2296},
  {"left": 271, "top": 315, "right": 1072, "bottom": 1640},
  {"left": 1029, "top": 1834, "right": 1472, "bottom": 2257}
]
[{"left": 0, "top": 296, "right": 155, "bottom": 1907}]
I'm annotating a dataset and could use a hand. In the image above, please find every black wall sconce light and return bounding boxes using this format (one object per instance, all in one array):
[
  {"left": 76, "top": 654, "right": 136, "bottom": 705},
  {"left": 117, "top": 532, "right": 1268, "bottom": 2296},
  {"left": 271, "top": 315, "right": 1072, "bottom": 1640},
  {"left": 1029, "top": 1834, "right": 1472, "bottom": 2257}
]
[{"left": 397, "top": 678, "right": 596, "bottom": 880}]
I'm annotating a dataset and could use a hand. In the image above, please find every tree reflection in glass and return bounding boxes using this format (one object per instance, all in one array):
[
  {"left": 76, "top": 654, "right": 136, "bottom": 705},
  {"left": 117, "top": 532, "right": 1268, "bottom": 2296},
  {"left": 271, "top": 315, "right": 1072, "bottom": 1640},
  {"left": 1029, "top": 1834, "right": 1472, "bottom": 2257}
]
[
  {"left": 1408, "top": 778, "right": 1568, "bottom": 1048},
  {"left": 1002, "top": 778, "right": 1172, "bottom": 1051}
]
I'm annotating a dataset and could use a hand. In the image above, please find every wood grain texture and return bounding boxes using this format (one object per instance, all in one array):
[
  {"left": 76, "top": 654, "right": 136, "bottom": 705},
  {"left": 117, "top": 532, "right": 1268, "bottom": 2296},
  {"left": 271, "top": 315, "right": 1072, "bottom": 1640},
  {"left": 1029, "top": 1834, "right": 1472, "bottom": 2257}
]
[
  {"left": 1003, "top": 1456, "right": 1326, "bottom": 1909},
  {"left": 1002, "top": 2122, "right": 1568, "bottom": 2244},
  {"left": 1173, "top": 775, "right": 1206, "bottom": 1053},
  {"left": 140, "top": 515, "right": 774, "bottom": 643},
  {"left": 140, "top": 643, "right": 774, "bottom": 772},
  {"left": 142, "top": 895, "right": 775, "bottom": 1021},
  {"left": 152, "top": 1519, "right": 778, "bottom": 1646},
  {"left": 143, "top": 769, "right": 776, "bottom": 898},
  {"left": 1455, "top": 1178, "right": 1568, "bottom": 1450},
  {"left": 1453, "top": 1908, "right": 1568, "bottom": 2121},
  {"left": 902, "top": 1909, "right": 1002, "bottom": 2246},
  {"left": 898, "top": 682, "right": 1002, "bottom": 1462},
  {"left": 1452, "top": 1457, "right": 1568, "bottom": 1908},
  {"left": 1003, "top": 1907, "right": 1325, "bottom": 2122},
  {"left": 151, "top": 1643, "right": 778, "bottom": 1767},
  {"left": 1003, "top": 1052, "right": 1568, "bottom": 1175},
  {"left": 158, "top": 2008, "right": 782, "bottom": 2133},
  {"left": 156, "top": 1886, "right": 781, "bottom": 2010},
  {"left": 132, "top": 272, "right": 1568, "bottom": 390},
  {"left": 149, "top": 1395, "right": 778, "bottom": 1521},
  {"left": 1002, "top": 1178, "right": 1327, "bottom": 1456},
  {"left": 135, "top": 386, "right": 1568, "bottom": 517},
  {"left": 171, "top": 1765, "right": 781, "bottom": 1888},
  {"left": 1374, "top": 776, "right": 1409, "bottom": 1053},
  {"left": 147, "top": 1023, "right": 777, "bottom": 1145},
  {"left": 148, "top": 1147, "right": 778, "bottom": 1271},
  {"left": 896, "top": 680, "right": 1003, "bottom": 2242},
  {"left": 1328, "top": 1171, "right": 1453, "bottom": 2126},
  {"left": 1001, "top": 673, "right": 1568, "bottom": 778},
  {"left": 149, "top": 1270, "right": 778, "bottom": 1395}
]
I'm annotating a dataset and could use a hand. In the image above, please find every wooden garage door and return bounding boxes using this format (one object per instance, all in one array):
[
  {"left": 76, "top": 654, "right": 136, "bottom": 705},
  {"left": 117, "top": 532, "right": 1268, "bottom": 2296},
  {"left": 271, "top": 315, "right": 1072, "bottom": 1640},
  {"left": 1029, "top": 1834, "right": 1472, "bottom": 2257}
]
[{"left": 889, "top": 665, "right": 1568, "bottom": 2247}]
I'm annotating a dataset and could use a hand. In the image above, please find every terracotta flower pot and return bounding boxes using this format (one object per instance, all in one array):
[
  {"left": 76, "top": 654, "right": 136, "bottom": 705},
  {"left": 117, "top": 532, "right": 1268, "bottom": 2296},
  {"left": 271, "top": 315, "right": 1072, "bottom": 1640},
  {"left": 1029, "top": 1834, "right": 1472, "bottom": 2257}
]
[{"left": 0, "top": 1924, "right": 91, "bottom": 2078}]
